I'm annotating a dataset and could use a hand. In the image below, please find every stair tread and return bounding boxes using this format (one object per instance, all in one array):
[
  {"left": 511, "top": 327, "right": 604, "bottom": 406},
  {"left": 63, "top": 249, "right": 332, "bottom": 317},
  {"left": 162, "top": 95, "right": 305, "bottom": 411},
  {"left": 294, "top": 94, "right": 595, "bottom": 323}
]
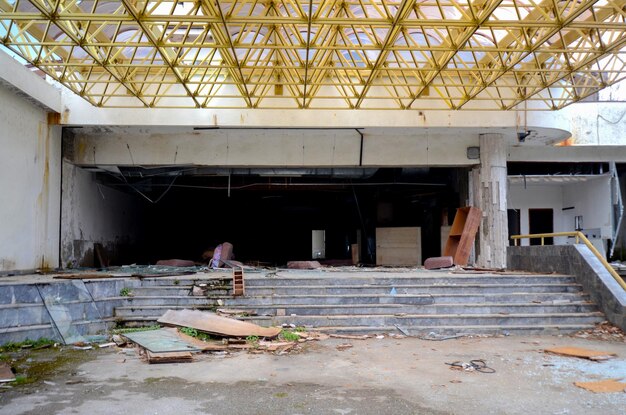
[
  {"left": 231, "top": 292, "right": 587, "bottom": 298},
  {"left": 223, "top": 302, "right": 596, "bottom": 308},
  {"left": 240, "top": 312, "right": 604, "bottom": 319}
]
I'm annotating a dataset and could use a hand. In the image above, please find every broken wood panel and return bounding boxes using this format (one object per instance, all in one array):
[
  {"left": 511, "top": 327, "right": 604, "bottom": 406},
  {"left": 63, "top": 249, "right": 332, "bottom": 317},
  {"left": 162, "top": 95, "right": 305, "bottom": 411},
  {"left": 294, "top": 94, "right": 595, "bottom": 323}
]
[
  {"left": 443, "top": 207, "right": 481, "bottom": 266},
  {"left": 232, "top": 267, "right": 245, "bottom": 297},
  {"left": 375, "top": 227, "right": 421, "bottom": 266},
  {"left": 146, "top": 351, "right": 193, "bottom": 364},
  {"left": 545, "top": 346, "right": 617, "bottom": 361},
  {"left": 574, "top": 379, "right": 626, "bottom": 393},
  {"left": 158, "top": 309, "right": 281, "bottom": 338}
]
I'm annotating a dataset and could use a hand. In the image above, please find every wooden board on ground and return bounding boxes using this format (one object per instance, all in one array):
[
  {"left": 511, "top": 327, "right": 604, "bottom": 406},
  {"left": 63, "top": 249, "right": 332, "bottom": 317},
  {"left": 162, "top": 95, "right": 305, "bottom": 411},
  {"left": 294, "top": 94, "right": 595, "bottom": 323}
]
[
  {"left": 574, "top": 379, "right": 626, "bottom": 393},
  {"left": 146, "top": 351, "right": 193, "bottom": 364},
  {"left": 545, "top": 346, "right": 617, "bottom": 361},
  {"left": 165, "top": 328, "right": 229, "bottom": 351},
  {"left": 158, "top": 309, "right": 282, "bottom": 338},
  {"left": 375, "top": 227, "right": 421, "bottom": 266},
  {"left": 0, "top": 362, "right": 15, "bottom": 383},
  {"left": 123, "top": 329, "right": 200, "bottom": 353}
]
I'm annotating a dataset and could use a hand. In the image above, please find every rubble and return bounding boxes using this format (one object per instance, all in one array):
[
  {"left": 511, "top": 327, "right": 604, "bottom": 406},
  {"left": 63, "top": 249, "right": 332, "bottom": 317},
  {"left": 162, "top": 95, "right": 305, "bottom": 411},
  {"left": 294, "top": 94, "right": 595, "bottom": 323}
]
[
  {"left": 544, "top": 346, "right": 617, "bottom": 361},
  {"left": 571, "top": 321, "right": 626, "bottom": 343}
]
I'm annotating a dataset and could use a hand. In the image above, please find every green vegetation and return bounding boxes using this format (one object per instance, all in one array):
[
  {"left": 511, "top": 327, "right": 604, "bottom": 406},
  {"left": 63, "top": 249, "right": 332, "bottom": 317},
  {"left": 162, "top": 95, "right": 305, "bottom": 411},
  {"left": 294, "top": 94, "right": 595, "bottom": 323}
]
[
  {"left": 179, "top": 327, "right": 212, "bottom": 341},
  {"left": 173, "top": 279, "right": 180, "bottom": 285},
  {"left": 280, "top": 330, "right": 300, "bottom": 342},
  {"left": 119, "top": 287, "right": 133, "bottom": 297},
  {"left": 294, "top": 326, "right": 306, "bottom": 332},
  {"left": 0, "top": 338, "right": 56, "bottom": 352}
]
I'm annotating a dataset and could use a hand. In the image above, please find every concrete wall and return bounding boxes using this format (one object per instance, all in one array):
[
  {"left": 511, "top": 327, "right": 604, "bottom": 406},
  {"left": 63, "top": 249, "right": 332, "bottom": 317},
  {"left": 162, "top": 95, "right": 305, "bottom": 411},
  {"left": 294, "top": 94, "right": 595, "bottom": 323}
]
[
  {"left": 508, "top": 245, "right": 626, "bottom": 331},
  {"left": 0, "top": 83, "right": 61, "bottom": 272},
  {"left": 508, "top": 176, "right": 612, "bottom": 247},
  {"left": 61, "top": 161, "right": 145, "bottom": 267}
]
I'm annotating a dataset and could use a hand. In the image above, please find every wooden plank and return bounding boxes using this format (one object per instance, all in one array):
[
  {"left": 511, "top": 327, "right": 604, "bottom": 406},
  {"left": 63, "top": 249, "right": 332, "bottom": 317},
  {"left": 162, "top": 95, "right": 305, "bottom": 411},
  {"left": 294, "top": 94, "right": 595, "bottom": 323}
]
[
  {"left": 376, "top": 227, "right": 421, "bottom": 266},
  {"left": 146, "top": 351, "right": 193, "bottom": 364},
  {"left": 157, "top": 309, "right": 282, "bottom": 338},
  {"left": 443, "top": 207, "right": 481, "bottom": 266},
  {"left": 574, "top": 379, "right": 626, "bottom": 393},
  {"left": 545, "top": 347, "right": 617, "bottom": 361}
]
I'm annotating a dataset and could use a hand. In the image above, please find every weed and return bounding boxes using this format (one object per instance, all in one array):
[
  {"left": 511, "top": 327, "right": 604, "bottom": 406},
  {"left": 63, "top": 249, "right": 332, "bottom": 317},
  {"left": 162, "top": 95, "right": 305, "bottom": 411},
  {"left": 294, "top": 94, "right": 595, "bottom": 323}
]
[
  {"left": 11, "top": 375, "right": 28, "bottom": 385},
  {"left": 173, "top": 279, "right": 180, "bottom": 285},
  {"left": 274, "top": 392, "right": 288, "bottom": 398},
  {"left": 245, "top": 335, "right": 260, "bottom": 348},
  {"left": 280, "top": 330, "right": 300, "bottom": 342},
  {"left": 119, "top": 287, "right": 133, "bottom": 297},
  {"left": 0, "top": 338, "right": 56, "bottom": 352},
  {"left": 294, "top": 326, "right": 306, "bottom": 332},
  {"left": 179, "top": 327, "right": 211, "bottom": 341}
]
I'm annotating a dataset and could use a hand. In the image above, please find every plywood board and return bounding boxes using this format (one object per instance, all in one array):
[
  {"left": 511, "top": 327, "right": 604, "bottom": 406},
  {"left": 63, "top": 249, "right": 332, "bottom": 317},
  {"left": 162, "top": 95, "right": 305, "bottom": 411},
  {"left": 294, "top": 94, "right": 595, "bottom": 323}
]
[
  {"left": 146, "top": 351, "right": 193, "bottom": 364},
  {"left": 574, "top": 379, "right": 626, "bottom": 393},
  {"left": 545, "top": 346, "right": 617, "bottom": 361},
  {"left": 158, "top": 309, "right": 282, "bottom": 338},
  {"left": 376, "top": 227, "right": 421, "bottom": 266}
]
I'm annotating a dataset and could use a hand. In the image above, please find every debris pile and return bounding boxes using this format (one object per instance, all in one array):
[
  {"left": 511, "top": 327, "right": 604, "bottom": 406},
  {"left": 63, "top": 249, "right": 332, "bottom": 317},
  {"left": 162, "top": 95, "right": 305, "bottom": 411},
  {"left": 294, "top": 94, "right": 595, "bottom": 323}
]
[
  {"left": 571, "top": 321, "right": 626, "bottom": 343},
  {"left": 117, "top": 309, "right": 330, "bottom": 364}
]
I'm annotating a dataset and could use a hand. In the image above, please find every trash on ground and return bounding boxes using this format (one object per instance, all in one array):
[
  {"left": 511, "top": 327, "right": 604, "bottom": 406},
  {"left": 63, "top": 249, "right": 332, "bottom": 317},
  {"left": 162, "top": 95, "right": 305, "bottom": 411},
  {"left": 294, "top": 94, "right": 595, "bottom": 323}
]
[
  {"left": 217, "top": 308, "right": 257, "bottom": 317},
  {"left": 445, "top": 359, "right": 495, "bottom": 373},
  {"left": 97, "top": 342, "right": 116, "bottom": 348},
  {"left": 572, "top": 321, "right": 626, "bottom": 343},
  {"left": 122, "top": 328, "right": 200, "bottom": 353},
  {"left": 336, "top": 343, "right": 353, "bottom": 351},
  {"left": 328, "top": 334, "right": 370, "bottom": 340},
  {"left": 157, "top": 309, "right": 282, "bottom": 338},
  {"left": 0, "top": 362, "right": 16, "bottom": 383},
  {"left": 574, "top": 379, "right": 626, "bottom": 393},
  {"left": 287, "top": 261, "right": 322, "bottom": 269},
  {"left": 544, "top": 346, "right": 617, "bottom": 361}
]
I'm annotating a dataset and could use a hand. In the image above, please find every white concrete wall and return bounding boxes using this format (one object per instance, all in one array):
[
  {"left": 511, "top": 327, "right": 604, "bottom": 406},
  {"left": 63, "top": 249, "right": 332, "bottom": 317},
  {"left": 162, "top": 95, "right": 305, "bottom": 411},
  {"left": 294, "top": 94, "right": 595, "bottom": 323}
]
[
  {"left": 508, "top": 176, "right": 612, "bottom": 247},
  {"left": 562, "top": 176, "right": 612, "bottom": 239},
  {"left": 507, "top": 184, "right": 567, "bottom": 246},
  {"left": 0, "top": 83, "right": 61, "bottom": 271},
  {"left": 61, "top": 162, "right": 144, "bottom": 267}
]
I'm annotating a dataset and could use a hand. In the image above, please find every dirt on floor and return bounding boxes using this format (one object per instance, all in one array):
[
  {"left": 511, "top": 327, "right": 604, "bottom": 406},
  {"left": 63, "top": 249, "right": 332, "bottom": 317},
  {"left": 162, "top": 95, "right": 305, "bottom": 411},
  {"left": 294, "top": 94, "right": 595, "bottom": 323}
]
[{"left": 1, "top": 332, "right": 625, "bottom": 415}]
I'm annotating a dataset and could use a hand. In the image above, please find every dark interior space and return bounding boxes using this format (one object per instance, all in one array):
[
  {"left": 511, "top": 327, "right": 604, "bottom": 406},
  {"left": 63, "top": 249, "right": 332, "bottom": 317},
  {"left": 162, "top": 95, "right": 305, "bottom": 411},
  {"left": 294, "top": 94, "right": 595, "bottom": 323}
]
[
  {"left": 528, "top": 208, "right": 554, "bottom": 245},
  {"left": 94, "top": 167, "right": 467, "bottom": 266}
]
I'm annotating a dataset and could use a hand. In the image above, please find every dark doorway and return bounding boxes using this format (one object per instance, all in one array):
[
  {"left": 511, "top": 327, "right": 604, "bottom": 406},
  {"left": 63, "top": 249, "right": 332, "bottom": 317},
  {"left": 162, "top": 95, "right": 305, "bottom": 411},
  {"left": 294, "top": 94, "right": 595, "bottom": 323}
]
[
  {"left": 529, "top": 208, "right": 554, "bottom": 245},
  {"left": 507, "top": 209, "right": 521, "bottom": 246}
]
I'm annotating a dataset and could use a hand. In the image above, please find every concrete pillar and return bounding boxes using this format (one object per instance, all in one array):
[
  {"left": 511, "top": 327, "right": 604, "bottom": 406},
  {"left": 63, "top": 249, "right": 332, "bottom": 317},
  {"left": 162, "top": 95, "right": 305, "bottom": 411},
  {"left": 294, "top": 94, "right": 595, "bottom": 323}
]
[{"left": 471, "top": 133, "right": 508, "bottom": 269}]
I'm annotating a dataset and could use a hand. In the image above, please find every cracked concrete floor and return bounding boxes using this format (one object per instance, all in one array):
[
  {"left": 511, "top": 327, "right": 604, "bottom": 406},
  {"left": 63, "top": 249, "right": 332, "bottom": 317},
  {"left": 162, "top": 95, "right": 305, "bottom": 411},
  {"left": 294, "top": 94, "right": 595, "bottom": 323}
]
[{"left": 1, "top": 335, "right": 625, "bottom": 415}]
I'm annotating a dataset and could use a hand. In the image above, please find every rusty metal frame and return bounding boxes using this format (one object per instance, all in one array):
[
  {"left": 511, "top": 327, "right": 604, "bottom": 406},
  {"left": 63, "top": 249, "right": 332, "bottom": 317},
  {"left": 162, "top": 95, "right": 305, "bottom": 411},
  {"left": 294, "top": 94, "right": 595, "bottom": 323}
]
[{"left": 1, "top": 0, "right": 625, "bottom": 109}]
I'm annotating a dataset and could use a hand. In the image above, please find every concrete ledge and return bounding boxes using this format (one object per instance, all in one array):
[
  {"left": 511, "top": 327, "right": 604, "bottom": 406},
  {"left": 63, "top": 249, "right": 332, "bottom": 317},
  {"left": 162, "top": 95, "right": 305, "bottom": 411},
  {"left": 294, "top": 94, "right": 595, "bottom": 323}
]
[{"left": 508, "top": 245, "right": 626, "bottom": 331}]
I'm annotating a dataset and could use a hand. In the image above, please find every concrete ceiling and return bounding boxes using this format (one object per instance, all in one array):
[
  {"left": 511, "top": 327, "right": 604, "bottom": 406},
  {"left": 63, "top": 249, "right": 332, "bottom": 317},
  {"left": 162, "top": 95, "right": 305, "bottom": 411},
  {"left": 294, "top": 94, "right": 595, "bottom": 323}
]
[{"left": 2, "top": 0, "right": 626, "bottom": 110}]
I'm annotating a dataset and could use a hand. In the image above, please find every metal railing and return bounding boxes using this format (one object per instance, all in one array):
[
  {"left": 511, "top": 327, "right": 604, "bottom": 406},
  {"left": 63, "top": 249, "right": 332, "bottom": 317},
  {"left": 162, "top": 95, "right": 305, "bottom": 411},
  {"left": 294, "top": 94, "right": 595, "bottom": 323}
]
[{"left": 510, "top": 231, "right": 626, "bottom": 292}]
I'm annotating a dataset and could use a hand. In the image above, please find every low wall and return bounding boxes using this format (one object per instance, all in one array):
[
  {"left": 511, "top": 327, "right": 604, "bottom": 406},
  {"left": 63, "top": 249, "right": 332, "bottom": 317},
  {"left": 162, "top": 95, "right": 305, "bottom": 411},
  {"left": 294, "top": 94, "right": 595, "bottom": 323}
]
[{"left": 508, "top": 245, "right": 626, "bottom": 331}]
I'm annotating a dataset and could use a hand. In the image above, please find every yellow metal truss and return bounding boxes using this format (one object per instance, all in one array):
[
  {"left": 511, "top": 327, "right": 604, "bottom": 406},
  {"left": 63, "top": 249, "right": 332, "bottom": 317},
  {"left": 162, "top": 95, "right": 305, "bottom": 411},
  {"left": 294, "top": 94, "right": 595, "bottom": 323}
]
[{"left": 1, "top": 0, "right": 625, "bottom": 109}]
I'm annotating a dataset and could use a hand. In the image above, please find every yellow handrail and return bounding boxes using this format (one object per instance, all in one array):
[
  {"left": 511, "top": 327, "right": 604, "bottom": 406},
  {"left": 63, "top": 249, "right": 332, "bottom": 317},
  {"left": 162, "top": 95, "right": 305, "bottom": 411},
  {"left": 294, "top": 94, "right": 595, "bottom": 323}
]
[{"left": 510, "top": 231, "right": 626, "bottom": 292}]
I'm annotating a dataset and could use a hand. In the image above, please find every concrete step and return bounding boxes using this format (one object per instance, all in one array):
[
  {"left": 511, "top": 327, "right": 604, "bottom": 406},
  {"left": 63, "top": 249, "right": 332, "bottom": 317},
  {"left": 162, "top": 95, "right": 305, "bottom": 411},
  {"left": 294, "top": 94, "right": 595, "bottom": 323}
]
[
  {"left": 244, "top": 275, "right": 578, "bottom": 287},
  {"left": 134, "top": 277, "right": 231, "bottom": 287},
  {"left": 241, "top": 312, "right": 604, "bottom": 328},
  {"left": 114, "top": 305, "right": 217, "bottom": 318},
  {"left": 219, "top": 302, "right": 598, "bottom": 316},
  {"left": 131, "top": 286, "right": 231, "bottom": 297},
  {"left": 242, "top": 283, "right": 583, "bottom": 295},
  {"left": 0, "top": 303, "right": 52, "bottom": 327},
  {"left": 120, "top": 295, "right": 225, "bottom": 307},
  {"left": 0, "top": 323, "right": 59, "bottom": 344},
  {"left": 309, "top": 324, "right": 599, "bottom": 336},
  {"left": 224, "top": 292, "right": 589, "bottom": 306}
]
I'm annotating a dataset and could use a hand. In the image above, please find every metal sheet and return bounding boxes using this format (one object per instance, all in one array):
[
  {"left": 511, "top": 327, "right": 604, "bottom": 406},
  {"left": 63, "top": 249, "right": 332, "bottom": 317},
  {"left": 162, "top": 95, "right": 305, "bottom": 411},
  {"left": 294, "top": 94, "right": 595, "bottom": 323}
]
[{"left": 123, "top": 329, "right": 200, "bottom": 353}]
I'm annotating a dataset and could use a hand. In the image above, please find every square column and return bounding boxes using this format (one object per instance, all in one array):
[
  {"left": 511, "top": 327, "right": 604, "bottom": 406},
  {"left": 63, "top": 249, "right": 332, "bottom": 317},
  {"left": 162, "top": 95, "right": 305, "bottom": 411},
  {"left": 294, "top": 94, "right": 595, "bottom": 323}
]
[{"left": 471, "top": 133, "right": 508, "bottom": 269}]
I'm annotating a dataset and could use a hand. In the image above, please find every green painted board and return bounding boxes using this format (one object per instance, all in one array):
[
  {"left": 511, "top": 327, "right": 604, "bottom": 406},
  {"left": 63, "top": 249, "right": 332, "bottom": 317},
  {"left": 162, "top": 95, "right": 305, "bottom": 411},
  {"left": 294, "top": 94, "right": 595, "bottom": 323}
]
[{"left": 123, "top": 329, "right": 200, "bottom": 353}]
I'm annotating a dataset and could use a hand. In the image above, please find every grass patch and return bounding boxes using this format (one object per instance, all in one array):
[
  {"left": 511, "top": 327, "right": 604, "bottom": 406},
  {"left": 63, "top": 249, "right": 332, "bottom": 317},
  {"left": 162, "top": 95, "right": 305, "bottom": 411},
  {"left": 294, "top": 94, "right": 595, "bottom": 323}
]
[
  {"left": 279, "top": 330, "right": 300, "bottom": 342},
  {"left": 179, "top": 327, "right": 212, "bottom": 341},
  {"left": 0, "top": 338, "right": 56, "bottom": 352},
  {"left": 119, "top": 287, "right": 133, "bottom": 297}
]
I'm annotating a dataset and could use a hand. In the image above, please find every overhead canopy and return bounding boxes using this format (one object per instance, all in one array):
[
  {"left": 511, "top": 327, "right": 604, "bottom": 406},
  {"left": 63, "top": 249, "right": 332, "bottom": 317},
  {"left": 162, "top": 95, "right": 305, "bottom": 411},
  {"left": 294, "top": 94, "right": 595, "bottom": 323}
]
[{"left": 1, "top": 0, "right": 625, "bottom": 110}]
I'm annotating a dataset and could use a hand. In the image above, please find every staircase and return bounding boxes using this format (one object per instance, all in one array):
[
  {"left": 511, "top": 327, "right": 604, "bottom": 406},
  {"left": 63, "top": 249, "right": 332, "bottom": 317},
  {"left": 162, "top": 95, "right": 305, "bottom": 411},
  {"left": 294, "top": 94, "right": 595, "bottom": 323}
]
[{"left": 112, "top": 270, "right": 605, "bottom": 335}]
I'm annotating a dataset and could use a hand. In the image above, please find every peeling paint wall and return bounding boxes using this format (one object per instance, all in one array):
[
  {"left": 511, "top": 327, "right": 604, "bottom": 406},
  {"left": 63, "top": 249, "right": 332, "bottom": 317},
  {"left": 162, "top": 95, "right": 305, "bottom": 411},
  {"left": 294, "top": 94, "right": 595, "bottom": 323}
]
[
  {"left": 61, "top": 161, "right": 144, "bottom": 267},
  {"left": 0, "top": 83, "right": 61, "bottom": 272}
]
